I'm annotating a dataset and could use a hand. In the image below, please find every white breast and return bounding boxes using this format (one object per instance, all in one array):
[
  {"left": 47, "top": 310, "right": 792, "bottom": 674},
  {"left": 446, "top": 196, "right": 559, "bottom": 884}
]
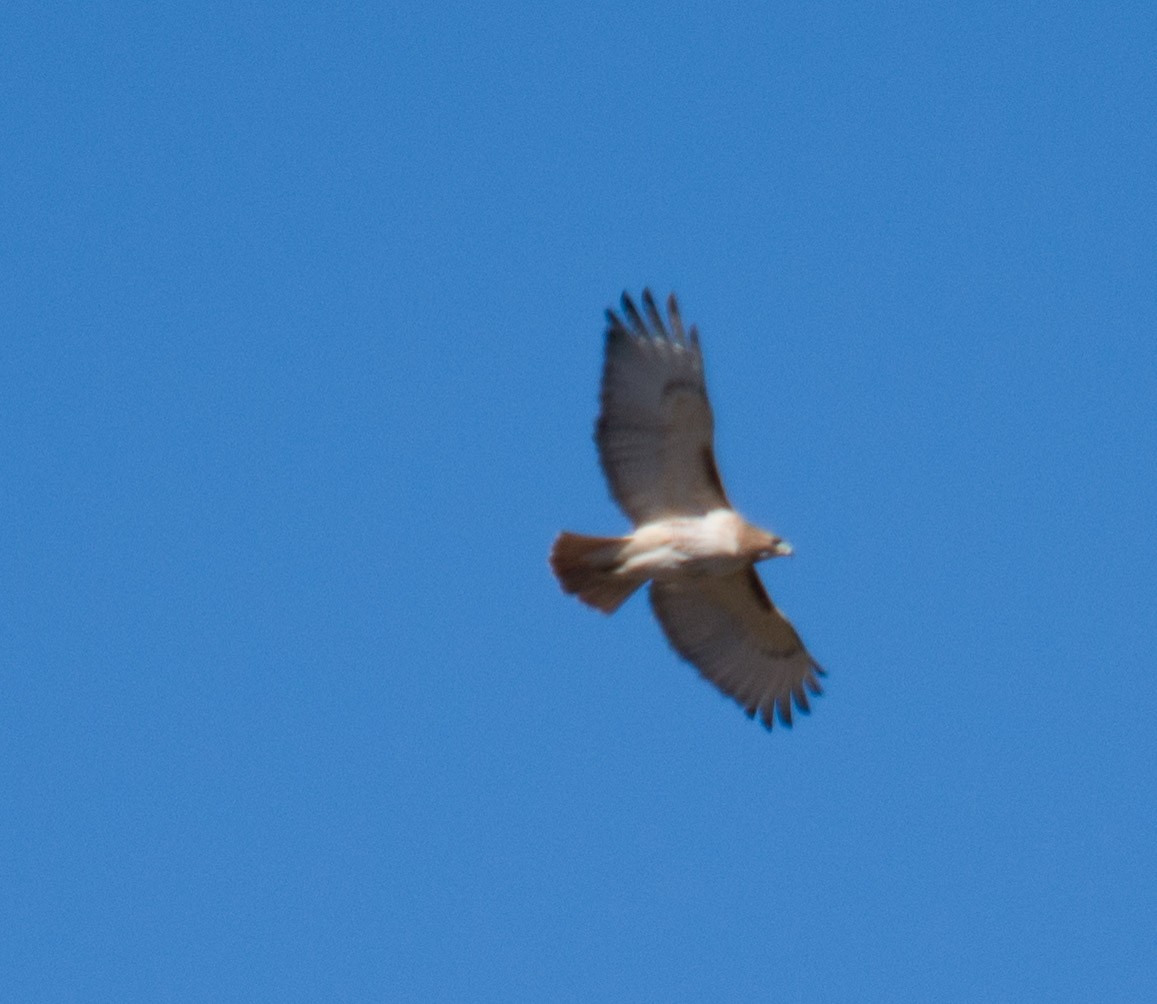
[{"left": 618, "top": 510, "right": 746, "bottom": 579}]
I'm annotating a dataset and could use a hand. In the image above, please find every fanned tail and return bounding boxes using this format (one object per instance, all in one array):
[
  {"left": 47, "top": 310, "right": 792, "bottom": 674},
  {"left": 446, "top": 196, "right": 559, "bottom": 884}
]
[{"left": 549, "top": 532, "right": 642, "bottom": 614}]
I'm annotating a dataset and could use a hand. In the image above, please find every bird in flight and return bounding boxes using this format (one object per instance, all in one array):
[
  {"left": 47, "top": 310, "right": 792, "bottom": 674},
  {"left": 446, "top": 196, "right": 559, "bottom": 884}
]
[{"left": 550, "top": 290, "right": 824, "bottom": 729}]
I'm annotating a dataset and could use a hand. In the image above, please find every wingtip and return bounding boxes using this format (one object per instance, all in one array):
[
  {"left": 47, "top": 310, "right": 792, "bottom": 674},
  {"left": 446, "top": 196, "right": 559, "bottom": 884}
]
[
  {"left": 666, "top": 293, "right": 686, "bottom": 343},
  {"left": 754, "top": 686, "right": 820, "bottom": 730},
  {"left": 604, "top": 307, "right": 628, "bottom": 338},
  {"left": 608, "top": 290, "right": 690, "bottom": 345},
  {"left": 641, "top": 288, "right": 668, "bottom": 337},
  {"left": 759, "top": 705, "right": 782, "bottom": 730},
  {"left": 619, "top": 292, "right": 646, "bottom": 335},
  {"left": 778, "top": 694, "right": 795, "bottom": 728},
  {"left": 792, "top": 686, "right": 812, "bottom": 715}
]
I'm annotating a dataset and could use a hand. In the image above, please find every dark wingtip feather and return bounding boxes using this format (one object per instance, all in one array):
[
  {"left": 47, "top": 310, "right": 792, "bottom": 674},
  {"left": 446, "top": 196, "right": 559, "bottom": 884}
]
[
  {"left": 760, "top": 702, "right": 790, "bottom": 729},
  {"left": 750, "top": 662, "right": 824, "bottom": 732},
  {"left": 641, "top": 288, "right": 668, "bottom": 337},
  {"left": 605, "top": 307, "right": 629, "bottom": 339},
  {"left": 620, "top": 293, "right": 647, "bottom": 336},
  {"left": 666, "top": 293, "right": 686, "bottom": 343},
  {"left": 777, "top": 693, "right": 794, "bottom": 728}
]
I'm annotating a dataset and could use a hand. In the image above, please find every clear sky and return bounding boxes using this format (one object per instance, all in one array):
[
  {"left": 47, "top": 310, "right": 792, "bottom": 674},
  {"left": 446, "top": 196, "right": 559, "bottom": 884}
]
[{"left": 5, "top": 3, "right": 1156, "bottom": 1000}]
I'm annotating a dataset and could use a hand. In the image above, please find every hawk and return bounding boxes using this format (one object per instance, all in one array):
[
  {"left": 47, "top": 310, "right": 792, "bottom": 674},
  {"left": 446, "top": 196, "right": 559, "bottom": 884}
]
[{"left": 550, "top": 290, "right": 824, "bottom": 729}]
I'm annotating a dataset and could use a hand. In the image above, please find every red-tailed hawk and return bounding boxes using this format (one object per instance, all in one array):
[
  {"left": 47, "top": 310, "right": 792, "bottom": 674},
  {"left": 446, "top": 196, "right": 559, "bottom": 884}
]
[{"left": 550, "top": 290, "right": 824, "bottom": 729}]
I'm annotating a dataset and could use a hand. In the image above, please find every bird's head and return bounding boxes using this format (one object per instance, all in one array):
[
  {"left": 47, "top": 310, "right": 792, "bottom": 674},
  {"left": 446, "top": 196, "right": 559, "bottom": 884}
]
[
  {"left": 740, "top": 524, "right": 794, "bottom": 561},
  {"left": 763, "top": 536, "right": 794, "bottom": 560}
]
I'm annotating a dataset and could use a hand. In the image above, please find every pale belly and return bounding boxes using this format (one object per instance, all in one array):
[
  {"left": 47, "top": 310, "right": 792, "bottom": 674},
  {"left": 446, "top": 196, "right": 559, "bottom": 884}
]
[{"left": 618, "top": 511, "right": 751, "bottom": 580}]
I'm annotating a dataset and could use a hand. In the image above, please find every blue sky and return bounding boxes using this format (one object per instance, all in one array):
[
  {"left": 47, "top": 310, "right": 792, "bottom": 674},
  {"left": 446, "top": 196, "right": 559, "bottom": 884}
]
[{"left": 5, "top": 3, "right": 1156, "bottom": 1000}]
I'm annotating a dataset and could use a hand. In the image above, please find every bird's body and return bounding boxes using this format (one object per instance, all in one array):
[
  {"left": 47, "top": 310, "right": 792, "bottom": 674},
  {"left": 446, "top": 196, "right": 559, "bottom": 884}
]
[
  {"left": 574, "top": 509, "right": 785, "bottom": 584},
  {"left": 550, "top": 290, "right": 824, "bottom": 729}
]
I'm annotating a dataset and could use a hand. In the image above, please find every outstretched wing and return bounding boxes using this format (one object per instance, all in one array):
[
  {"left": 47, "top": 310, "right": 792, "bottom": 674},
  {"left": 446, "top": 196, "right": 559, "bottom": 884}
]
[
  {"left": 597, "top": 290, "right": 730, "bottom": 525},
  {"left": 650, "top": 568, "right": 824, "bottom": 729}
]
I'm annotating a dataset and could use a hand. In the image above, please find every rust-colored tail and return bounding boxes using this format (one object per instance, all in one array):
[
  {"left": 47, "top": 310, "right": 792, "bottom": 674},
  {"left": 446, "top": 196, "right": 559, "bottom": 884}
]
[{"left": 549, "top": 532, "right": 642, "bottom": 614}]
